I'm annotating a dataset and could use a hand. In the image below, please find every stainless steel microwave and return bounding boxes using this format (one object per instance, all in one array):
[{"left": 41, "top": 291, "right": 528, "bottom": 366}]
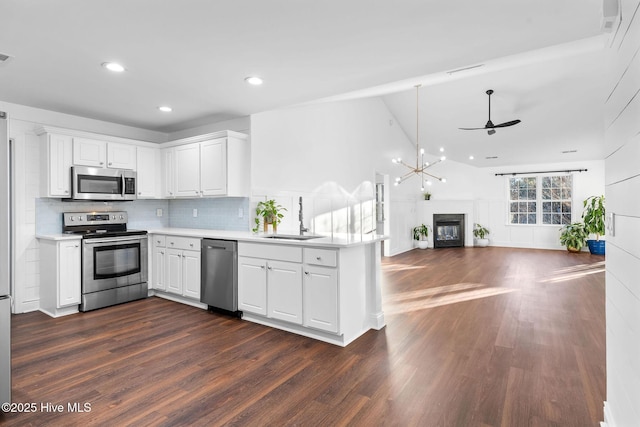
[{"left": 71, "top": 166, "right": 137, "bottom": 201}]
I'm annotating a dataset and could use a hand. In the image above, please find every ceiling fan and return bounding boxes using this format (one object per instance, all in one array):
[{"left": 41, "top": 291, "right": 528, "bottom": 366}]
[{"left": 459, "top": 89, "right": 521, "bottom": 135}]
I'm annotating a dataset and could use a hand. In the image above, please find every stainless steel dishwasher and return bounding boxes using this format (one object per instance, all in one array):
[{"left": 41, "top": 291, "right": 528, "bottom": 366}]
[{"left": 201, "top": 239, "right": 241, "bottom": 317}]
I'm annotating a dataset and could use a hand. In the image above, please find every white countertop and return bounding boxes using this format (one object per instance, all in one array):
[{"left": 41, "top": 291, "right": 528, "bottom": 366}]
[
  {"left": 147, "top": 228, "right": 387, "bottom": 248},
  {"left": 36, "top": 228, "right": 387, "bottom": 248},
  {"left": 36, "top": 233, "right": 83, "bottom": 241}
]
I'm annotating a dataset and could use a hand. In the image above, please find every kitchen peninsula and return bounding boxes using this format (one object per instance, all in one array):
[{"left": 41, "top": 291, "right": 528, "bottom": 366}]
[{"left": 149, "top": 228, "right": 386, "bottom": 346}]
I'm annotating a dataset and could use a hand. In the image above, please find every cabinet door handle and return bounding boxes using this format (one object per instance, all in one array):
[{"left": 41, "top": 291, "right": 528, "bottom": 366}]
[
  {"left": 138, "top": 192, "right": 142, "bottom": 195},
  {"left": 304, "top": 271, "right": 309, "bottom": 275},
  {"left": 100, "top": 161, "right": 104, "bottom": 165},
  {"left": 160, "top": 251, "right": 164, "bottom": 255},
  {"left": 108, "top": 162, "right": 112, "bottom": 166},
  {"left": 65, "top": 190, "right": 69, "bottom": 194},
  {"left": 261, "top": 265, "right": 265, "bottom": 269},
  {"left": 267, "top": 266, "right": 272, "bottom": 270},
  {"left": 316, "top": 256, "right": 322, "bottom": 261}
]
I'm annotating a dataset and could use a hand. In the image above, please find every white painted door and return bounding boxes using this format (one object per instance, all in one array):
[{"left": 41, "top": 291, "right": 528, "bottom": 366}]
[
  {"left": 182, "top": 250, "right": 201, "bottom": 299},
  {"left": 47, "top": 134, "right": 73, "bottom": 197},
  {"left": 162, "top": 147, "right": 175, "bottom": 197},
  {"left": 165, "top": 248, "right": 183, "bottom": 295},
  {"left": 58, "top": 240, "right": 81, "bottom": 307},
  {"left": 107, "top": 142, "right": 136, "bottom": 170},
  {"left": 238, "top": 256, "right": 268, "bottom": 315},
  {"left": 73, "top": 137, "right": 106, "bottom": 167},
  {"left": 303, "top": 265, "right": 338, "bottom": 333},
  {"left": 153, "top": 246, "right": 166, "bottom": 291},
  {"left": 174, "top": 143, "right": 201, "bottom": 197},
  {"left": 267, "top": 260, "right": 303, "bottom": 324},
  {"left": 200, "top": 138, "right": 227, "bottom": 196},
  {"left": 137, "top": 146, "right": 159, "bottom": 198}
]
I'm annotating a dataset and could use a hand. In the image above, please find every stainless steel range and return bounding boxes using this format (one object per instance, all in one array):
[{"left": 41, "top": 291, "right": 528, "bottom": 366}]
[{"left": 63, "top": 211, "right": 148, "bottom": 311}]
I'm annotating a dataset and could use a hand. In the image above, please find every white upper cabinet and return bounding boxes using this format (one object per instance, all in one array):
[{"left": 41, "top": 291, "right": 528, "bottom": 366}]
[
  {"left": 73, "top": 137, "right": 106, "bottom": 167},
  {"left": 174, "top": 143, "right": 201, "bottom": 197},
  {"left": 136, "top": 146, "right": 160, "bottom": 198},
  {"left": 200, "top": 138, "right": 226, "bottom": 196},
  {"left": 73, "top": 138, "right": 136, "bottom": 170},
  {"left": 41, "top": 133, "right": 73, "bottom": 197},
  {"left": 165, "top": 133, "right": 249, "bottom": 198},
  {"left": 107, "top": 142, "right": 137, "bottom": 170}
]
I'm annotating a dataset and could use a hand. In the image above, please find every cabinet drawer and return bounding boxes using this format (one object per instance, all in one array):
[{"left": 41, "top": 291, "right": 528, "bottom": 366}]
[
  {"left": 238, "top": 242, "right": 302, "bottom": 263},
  {"left": 152, "top": 235, "right": 166, "bottom": 247},
  {"left": 166, "top": 236, "right": 200, "bottom": 251},
  {"left": 304, "top": 248, "right": 337, "bottom": 267}
]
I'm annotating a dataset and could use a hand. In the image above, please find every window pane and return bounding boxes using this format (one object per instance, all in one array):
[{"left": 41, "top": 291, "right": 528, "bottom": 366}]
[
  {"left": 542, "top": 202, "right": 551, "bottom": 213},
  {"left": 528, "top": 214, "right": 537, "bottom": 224},
  {"left": 542, "top": 177, "right": 551, "bottom": 189},
  {"left": 528, "top": 202, "right": 537, "bottom": 213},
  {"left": 543, "top": 213, "right": 551, "bottom": 224},
  {"left": 562, "top": 214, "right": 571, "bottom": 224},
  {"left": 552, "top": 214, "right": 561, "bottom": 225}
]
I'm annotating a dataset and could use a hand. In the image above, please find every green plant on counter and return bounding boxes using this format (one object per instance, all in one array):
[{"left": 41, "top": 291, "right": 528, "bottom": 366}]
[
  {"left": 582, "top": 195, "right": 605, "bottom": 240},
  {"left": 559, "top": 222, "right": 589, "bottom": 252},
  {"left": 252, "top": 199, "right": 287, "bottom": 233}
]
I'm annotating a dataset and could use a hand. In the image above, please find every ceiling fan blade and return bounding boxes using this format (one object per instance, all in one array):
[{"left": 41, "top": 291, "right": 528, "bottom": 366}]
[{"left": 492, "top": 119, "right": 521, "bottom": 128}]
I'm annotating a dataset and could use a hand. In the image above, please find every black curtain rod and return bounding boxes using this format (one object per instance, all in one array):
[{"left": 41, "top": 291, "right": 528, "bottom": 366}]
[{"left": 495, "top": 168, "right": 588, "bottom": 177}]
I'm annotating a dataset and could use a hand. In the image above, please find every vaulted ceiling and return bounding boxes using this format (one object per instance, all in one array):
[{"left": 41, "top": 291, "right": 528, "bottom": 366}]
[{"left": 1, "top": 1, "right": 606, "bottom": 166}]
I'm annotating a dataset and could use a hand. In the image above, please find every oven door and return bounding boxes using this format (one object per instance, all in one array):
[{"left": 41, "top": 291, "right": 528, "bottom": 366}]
[{"left": 82, "top": 235, "right": 148, "bottom": 294}]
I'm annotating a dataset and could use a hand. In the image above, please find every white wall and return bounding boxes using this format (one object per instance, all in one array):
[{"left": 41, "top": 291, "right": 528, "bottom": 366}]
[
  {"left": 412, "top": 157, "right": 603, "bottom": 250},
  {"left": 250, "top": 98, "right": 605, "bottom": 254},
  {"left": 250, "top": 97, "right": 443, "bottom": 254},
  {"left": 603, "top": 1, "right": 640, "bottom": 425}
]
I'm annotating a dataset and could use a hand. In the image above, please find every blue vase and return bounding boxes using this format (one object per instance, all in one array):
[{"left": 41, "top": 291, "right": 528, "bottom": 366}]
[{"left": 587, "top": 240, "right": 606, "bottom": 255}]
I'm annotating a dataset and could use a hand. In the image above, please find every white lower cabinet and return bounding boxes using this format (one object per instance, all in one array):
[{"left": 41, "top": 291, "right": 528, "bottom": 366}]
[
  {"left": 238, "top": 243, "right": 339, "bottom": 333},
  {"left": 38, "top": 238, "right": 82, "bottom": 317},
  {"left": 267, "top": 261, "right": 303, "bottom": 324},
  {"left": 165, "top": 248, "right": 201, "bottom": 299},
  {"left": 303, "top": 265, "right": 338, "bottom": 333},
  {"left": 151, "top": 234, "right": 201, "bottom": 300}
]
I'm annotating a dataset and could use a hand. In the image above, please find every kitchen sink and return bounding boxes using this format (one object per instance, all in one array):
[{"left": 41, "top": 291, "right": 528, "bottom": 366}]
[{"left": 261, "top": 234, "right": 324, "bottom": 241}]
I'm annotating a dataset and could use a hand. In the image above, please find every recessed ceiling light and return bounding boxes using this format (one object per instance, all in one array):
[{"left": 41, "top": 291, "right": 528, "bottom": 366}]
[
  {"left": 439, "top": 147, "right": 445, "bottom": 152},
  {"left": 158, "top": 106, "right": 172, "bottom": 113},
  {"left": 245, "top": 76, "right": 263, "bottom": 85},
  {"left": 102, "top": 62, "right": 126, "bottom": 72},
  {"left": 469, "top": 155, "right": 474, "bottom": 160}
]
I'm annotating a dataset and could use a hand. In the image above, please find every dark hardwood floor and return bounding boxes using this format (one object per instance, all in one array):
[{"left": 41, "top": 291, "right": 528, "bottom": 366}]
[{"left": 1, "top": 247, "right": 605, "bottom": 426}]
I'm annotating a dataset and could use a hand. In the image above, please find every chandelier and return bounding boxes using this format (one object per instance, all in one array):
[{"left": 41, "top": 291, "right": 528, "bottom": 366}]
[{"left": 392, "top": 84, "right": 446, "bottom": 191}]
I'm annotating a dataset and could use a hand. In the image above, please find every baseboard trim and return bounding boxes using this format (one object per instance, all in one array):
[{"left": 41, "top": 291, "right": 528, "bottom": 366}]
[{"left": 602, "top": 401, "right": 615, "bottom": 427}]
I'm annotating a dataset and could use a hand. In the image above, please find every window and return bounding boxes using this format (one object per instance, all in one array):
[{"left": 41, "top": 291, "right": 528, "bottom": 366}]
[
  {"left": 508, "top": 175, "right": 572, "bottom": 225},
  {"left": 541, "top": 176, "right": 572, "bottom": 225}
]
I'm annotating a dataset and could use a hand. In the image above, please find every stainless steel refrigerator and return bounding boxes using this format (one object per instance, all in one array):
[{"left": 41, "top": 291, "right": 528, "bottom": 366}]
[{"left": 0, "top": 111, "right": 11, "bottom": 404}]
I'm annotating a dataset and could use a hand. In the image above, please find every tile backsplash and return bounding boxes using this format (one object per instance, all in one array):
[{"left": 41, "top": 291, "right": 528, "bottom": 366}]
[
  {"left": 168, "top": 197, "right": 249, "bottom": 231},
  {"left": 35, "top": 197, "right": 249, "bottom": 234}
]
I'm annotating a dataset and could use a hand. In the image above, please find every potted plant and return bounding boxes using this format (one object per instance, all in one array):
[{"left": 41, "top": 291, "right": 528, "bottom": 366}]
[
  {"left": 559, "top": 222, "right": 589, "bottom": 253},
  {"left": 473, "top": 223, "right": 490, "bottom": 247},
  {"left": 423, "top": 192, "right": 431, "bottom": 201},
  {"left": 413, "top": 224, "right": 431, "bottom": 249},
  {"left": 582, "top": 195, "right": 605, "bottom": 255},
  {"left": 252, "top": 199, "right": 286, "bottom": 233}
]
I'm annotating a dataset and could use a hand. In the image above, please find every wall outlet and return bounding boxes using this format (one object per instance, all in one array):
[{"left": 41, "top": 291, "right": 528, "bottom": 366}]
[
  {"left": 238, "top": 208, "right": 244, "bottom": 218},
  {"left": 193, "top": 208, "right": 198, "bottom": 217},
  {"left": 156, "top": 208, "right": 163, "bottom": 217}
]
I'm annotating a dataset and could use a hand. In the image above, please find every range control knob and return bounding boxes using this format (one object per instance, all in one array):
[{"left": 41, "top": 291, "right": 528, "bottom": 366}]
[
  {"left": 120, "top": 215, "right": 124, "bottom": 220},
  {"left": 69, "top": 216, "right": 75, "bottom": 221},
  {"left": 112, "top": 215, "right": 116, "bottom": 220},
  {"left": 78, "top": 216, "right": 83, "bottom": 221}
]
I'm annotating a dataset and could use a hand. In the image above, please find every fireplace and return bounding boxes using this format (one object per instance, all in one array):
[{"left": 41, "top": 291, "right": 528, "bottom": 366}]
[{"left": 433, "top": 214, "right": 465, "bottom": 248}]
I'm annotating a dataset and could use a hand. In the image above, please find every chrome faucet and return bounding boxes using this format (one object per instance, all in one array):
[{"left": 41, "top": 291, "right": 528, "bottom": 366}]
[{"left": 299, "top": 196, "right": 309, "bottom": 235}]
